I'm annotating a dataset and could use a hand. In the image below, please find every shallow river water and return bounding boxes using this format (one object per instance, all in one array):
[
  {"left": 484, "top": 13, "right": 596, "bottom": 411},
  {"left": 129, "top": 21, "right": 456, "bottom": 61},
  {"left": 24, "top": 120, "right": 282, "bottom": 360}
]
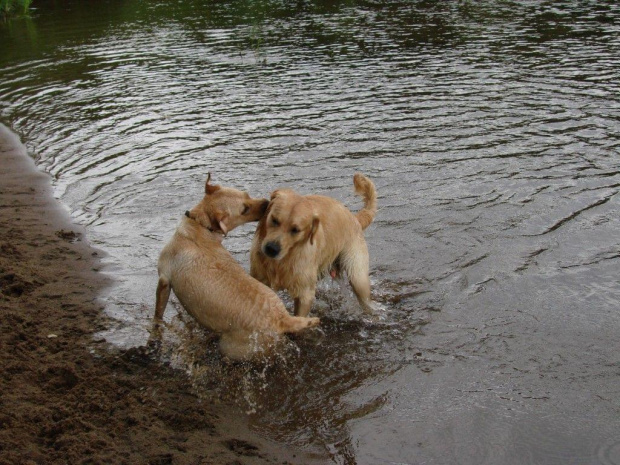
[{"left": 2, "top": 1, "right": 620, "bottom": 463}]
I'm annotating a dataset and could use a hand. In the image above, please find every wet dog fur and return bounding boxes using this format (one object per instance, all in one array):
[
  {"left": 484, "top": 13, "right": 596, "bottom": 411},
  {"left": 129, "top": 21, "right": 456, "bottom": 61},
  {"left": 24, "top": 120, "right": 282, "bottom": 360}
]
[
  {"left": 155, "top": 174, "right": 320, "bottom": 361},
  {"left": 250, "top": 173, "right": 377, "bottom": 317}
]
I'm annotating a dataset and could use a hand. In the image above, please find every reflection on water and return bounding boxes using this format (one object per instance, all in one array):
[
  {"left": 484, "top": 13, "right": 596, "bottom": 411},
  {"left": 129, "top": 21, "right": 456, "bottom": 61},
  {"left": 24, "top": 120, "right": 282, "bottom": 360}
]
[{"left": 1, "top": 1, "right": 620, "bottom": 463}]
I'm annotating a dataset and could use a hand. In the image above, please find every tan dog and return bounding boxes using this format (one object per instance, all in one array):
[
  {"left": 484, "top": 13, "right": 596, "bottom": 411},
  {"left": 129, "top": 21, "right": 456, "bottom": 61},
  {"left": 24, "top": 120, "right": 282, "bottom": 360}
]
[
  {"left": 250, "top": 173, "right": 377, "bottom": 317},
  {"left": 155, "top": 174, "right": 320, "bottom": 361}
]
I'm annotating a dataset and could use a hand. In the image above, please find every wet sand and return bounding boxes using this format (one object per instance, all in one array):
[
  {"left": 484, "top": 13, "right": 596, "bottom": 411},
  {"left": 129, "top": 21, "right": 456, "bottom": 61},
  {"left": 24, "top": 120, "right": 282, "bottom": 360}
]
[{"left": 0, "top": 125, "right": 294, "bottom": 465}]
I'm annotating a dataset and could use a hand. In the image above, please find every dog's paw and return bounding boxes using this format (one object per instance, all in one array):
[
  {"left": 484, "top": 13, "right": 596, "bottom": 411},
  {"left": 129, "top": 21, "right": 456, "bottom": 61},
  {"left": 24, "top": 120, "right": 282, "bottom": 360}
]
[{"left": 362, "top": 301, "right": 388, "bottom": 323}]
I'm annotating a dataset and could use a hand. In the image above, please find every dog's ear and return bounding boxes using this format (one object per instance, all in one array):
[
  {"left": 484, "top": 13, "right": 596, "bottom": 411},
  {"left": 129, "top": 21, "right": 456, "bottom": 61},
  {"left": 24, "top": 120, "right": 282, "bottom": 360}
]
[
  {"left": 309, "top": 215, "right": 320, "bottom": 245},
  {"left": 263, "top": 198, "right": 274, "bottom": 217},
  {"left": 205, "top": 172, "right": 220, "bottom": 195},
  {"left": 270, "top": 189, "right": 282, "bottom": 201},
  {"left": 212, "top": 210, "right": 229, "bottom": 236}
]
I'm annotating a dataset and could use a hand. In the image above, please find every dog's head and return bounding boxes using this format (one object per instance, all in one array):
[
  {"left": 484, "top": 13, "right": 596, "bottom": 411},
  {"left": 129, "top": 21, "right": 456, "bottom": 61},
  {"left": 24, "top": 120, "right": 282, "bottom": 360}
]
[
  {"left": 259, "top": 189, "right": 319, "bottom": 260},
  {"left": 186, "top": 173, "right": 268, "bottom": 235}
]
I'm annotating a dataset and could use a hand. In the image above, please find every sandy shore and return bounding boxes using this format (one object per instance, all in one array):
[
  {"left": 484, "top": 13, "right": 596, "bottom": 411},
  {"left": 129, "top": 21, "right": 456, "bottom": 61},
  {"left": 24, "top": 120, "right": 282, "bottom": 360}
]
[{"left": 0, "top": 124, "right": 294, "bottom": 465}]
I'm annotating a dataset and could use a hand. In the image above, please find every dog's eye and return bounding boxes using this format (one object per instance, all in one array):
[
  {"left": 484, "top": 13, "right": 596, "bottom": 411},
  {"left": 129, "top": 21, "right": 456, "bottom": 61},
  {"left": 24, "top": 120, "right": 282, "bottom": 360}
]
[
  {"left": 290, "top": 226, "right": 300, "bottom": 235},
  {"left": 241, "top": 205, "right": 250, "bottom": 215},
  {"left": 271, "top": 217, "right": 280, "bottom": 227}
]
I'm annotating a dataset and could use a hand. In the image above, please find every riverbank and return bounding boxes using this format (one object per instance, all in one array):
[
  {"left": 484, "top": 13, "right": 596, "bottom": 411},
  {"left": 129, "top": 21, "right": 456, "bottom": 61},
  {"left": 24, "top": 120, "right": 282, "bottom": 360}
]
[{"left": 0, "top": 124, "right": 293, "bottom": 465}]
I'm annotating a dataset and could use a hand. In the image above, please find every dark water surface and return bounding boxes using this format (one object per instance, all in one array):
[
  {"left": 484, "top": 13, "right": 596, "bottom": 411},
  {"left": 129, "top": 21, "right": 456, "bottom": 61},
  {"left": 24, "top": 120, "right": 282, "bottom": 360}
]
[{"left": 2, "top": 1, "right": 620, "bottom": 463}]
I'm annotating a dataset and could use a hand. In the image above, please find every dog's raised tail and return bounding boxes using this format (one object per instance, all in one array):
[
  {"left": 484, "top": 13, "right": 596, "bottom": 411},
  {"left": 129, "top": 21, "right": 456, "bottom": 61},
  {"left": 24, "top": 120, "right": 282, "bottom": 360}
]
[{"left": 353, "top": 173, "right": 377, "bottom": 230}]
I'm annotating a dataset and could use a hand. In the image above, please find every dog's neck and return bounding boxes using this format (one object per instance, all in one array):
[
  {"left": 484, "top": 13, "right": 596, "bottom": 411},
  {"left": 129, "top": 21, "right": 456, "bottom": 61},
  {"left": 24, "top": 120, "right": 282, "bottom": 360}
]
[{"left": 184, "top": 210, "right": 224, "bottom": 239}]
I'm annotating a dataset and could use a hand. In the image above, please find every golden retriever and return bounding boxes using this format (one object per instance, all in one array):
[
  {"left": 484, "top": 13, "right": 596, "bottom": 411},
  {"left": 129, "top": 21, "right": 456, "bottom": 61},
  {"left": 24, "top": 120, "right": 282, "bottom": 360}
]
[
  {"left": 250, "top": 173, "right": 377, "bottom": 317},
  {"left": 155, "top": 174, "right": 320, "bottom": 360}
]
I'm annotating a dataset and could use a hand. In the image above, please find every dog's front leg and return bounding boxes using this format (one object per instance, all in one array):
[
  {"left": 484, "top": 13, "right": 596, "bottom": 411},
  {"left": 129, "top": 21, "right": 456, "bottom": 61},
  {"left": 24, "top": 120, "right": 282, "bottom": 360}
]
[
  {"left": 155, "top": 277, "right": 171, "bottom": 320},
  {"left": 294, "top": 288, "right": 316, "bottom": 317}
]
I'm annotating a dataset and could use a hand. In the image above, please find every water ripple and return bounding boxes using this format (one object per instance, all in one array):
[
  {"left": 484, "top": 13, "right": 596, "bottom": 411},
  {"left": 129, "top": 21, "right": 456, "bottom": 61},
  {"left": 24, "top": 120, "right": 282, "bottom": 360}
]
[{"left": 1, "top": 1, "right": 620, "bottom": 462}]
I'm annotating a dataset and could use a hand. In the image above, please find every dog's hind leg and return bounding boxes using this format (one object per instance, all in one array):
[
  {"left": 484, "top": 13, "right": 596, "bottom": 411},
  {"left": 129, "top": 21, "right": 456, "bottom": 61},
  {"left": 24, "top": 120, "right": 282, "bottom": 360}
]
[
  {"left": 155, "top": 277, "right": 171, "bottom": 320},
  {"left": 342, "top": 243, "right": 373, "bottom": 314},
  {"left": 219, "top": 331, "right": 251, "bottom": 361},
  {"left": 350, "top": 272, "right": 373, "bottom": 314},
  {"left": 219, "top": 330, "right": 279, "bottom": 361}
]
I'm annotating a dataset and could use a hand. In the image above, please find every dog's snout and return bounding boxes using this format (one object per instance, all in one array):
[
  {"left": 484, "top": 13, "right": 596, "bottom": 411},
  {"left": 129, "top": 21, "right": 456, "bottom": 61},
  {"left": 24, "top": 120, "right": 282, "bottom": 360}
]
[{"left": 263, "top": 241, "right": 281, "bottom": 258}]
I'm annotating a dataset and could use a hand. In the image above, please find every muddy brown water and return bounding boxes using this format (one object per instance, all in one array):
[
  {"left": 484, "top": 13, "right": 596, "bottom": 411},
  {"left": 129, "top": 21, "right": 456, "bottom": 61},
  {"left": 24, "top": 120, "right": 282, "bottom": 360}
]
[{"left": 2, "top": 1, "right": 619, "bottom": 463}]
